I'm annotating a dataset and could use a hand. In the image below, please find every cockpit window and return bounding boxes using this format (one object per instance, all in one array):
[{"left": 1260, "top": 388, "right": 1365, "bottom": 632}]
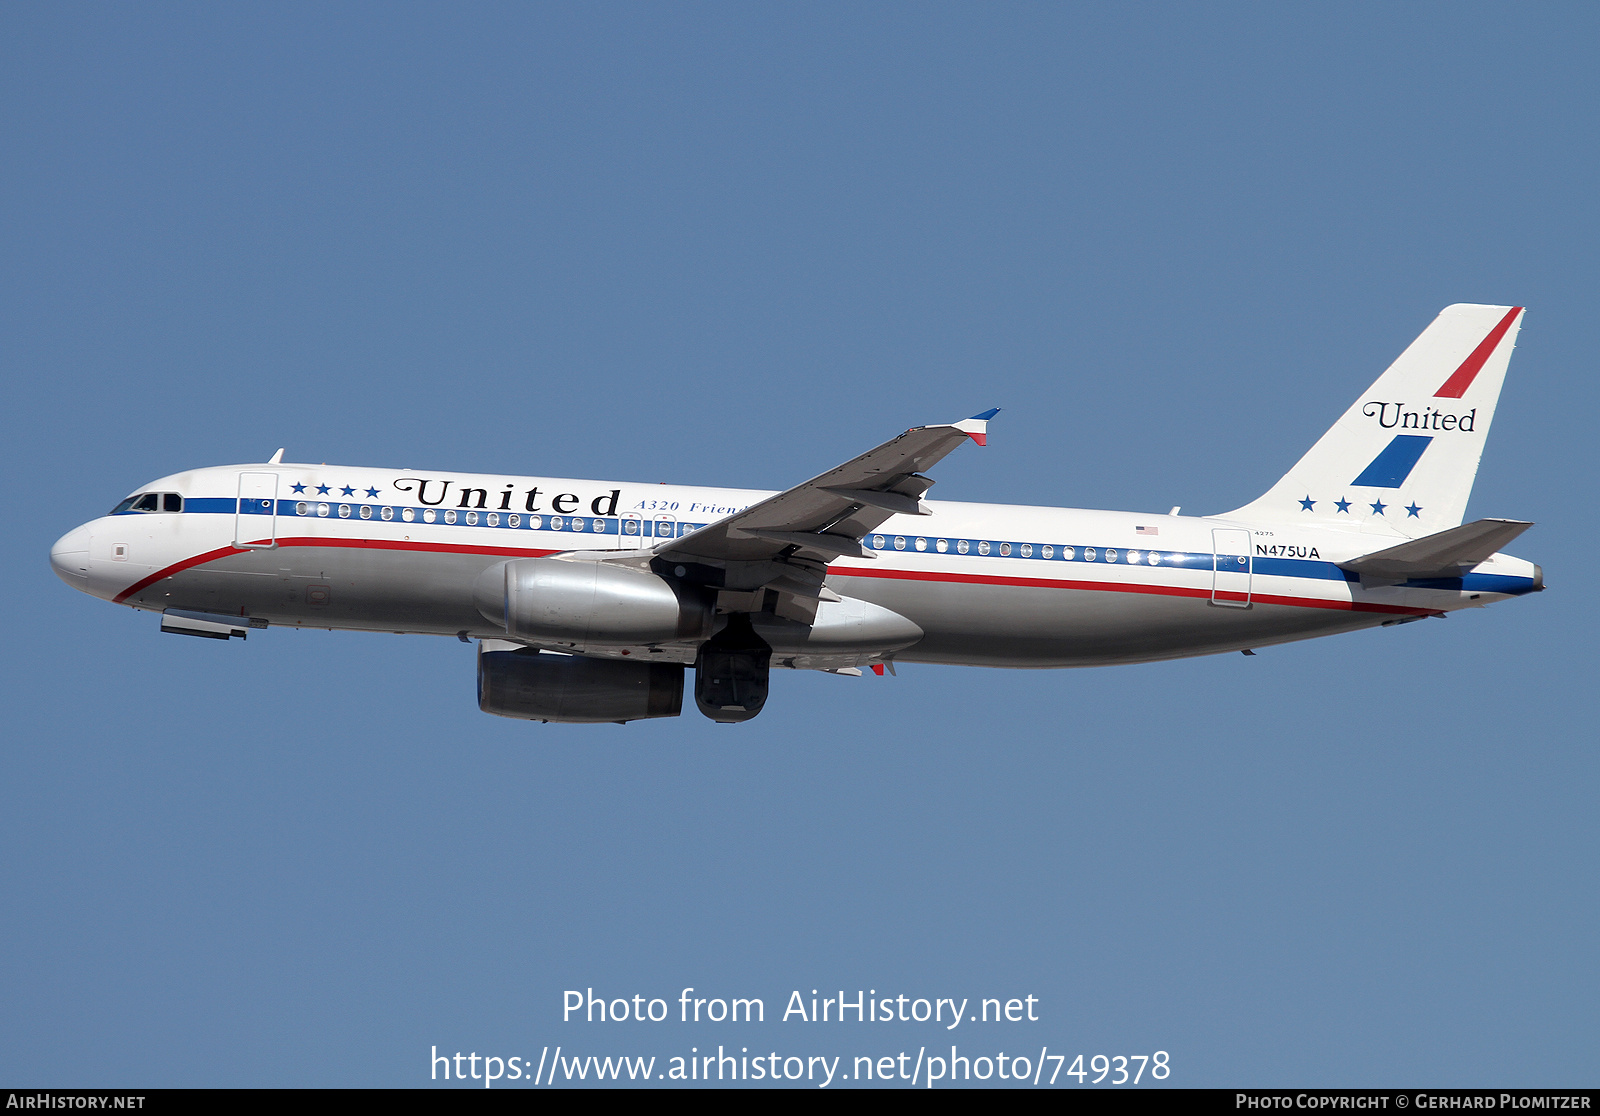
[{"left": 113, "top": 492, "right": 183, "bottom": 513}]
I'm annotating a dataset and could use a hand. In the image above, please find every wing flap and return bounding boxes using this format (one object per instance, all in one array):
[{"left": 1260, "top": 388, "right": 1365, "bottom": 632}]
[
  {"left": 657, "top": 410, "right": 996, "bottom": 571},
  {"left": 726, "top": 528, "right": 874, "bottom": 558}
]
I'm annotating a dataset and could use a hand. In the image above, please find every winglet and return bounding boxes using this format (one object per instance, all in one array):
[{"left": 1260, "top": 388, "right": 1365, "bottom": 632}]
[
  {"left": 953, "top": 408, "right": 1000, "bottom": 446},
  {"left": 268, "top": 448, "right": 285, "bottom": 465}
]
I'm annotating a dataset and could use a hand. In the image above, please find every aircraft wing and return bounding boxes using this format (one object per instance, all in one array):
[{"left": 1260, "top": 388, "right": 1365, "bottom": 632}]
[{"left": 650, "top": 409, "right": 997, "bottom": 608}]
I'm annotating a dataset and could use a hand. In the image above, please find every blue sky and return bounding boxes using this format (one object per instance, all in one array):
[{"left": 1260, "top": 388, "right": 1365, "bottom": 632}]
[{"left": 3, "top": 2, "right": 1595, "bottom": 1087}]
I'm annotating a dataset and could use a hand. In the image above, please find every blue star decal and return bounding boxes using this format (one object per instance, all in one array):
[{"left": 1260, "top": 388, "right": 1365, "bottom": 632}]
[
  {"left": 340, "top": 485, "right": 356, "bottom": 496},
  {"left": 291, "top": 483, "right": 306, "bottom": 493},
  {"left": 1369, "top": 499, "right": 1387, "bottom": 516},
  {"left": 1299, "top": 496, "right": 1316, "bottom": 511},
  {"left": 1405, "top": 502, "right": 1422, "bottom": 517},
  {"left": 365, "top": 487, "right": 380, "bottom": 498},
  {"left": 315, "top": 484, "right": 331, "bottom": 495},
  {"left": 1334, "top": 498, "right": 1351, "bottom": 513}
]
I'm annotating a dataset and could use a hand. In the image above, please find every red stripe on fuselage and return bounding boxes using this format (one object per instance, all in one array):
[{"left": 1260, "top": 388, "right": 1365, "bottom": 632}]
[
  {"left": 113, "top": 537, "right": 1439, "bottom": 619},
  {"left": 1433, "top": 307, "right": 1522, "bottom": 398},
  {"left": 111, "top": 536, "right": 561, "bottom": 604},
  {"left": 828, "top": 564, "right": 1440, "bottom": 617}
]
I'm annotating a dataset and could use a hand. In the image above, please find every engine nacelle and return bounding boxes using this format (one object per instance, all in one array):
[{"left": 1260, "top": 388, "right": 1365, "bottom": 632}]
[
  {"left": 478, "top": 644, "right": 684, "bottom": 723},
  {"left": 475, "top": 558, "right": 712, "bottom": 649}
]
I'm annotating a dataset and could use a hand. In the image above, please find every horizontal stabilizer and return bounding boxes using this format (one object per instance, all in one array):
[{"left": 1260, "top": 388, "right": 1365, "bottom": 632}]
[{"left": 1337, "top": 518, "right": 1533, "bottom": 580}]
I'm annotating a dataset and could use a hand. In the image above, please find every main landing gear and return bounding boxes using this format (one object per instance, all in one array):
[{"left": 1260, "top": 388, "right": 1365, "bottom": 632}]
[{"left": 693, "top": 613, "right": 771, "bottom": 723}]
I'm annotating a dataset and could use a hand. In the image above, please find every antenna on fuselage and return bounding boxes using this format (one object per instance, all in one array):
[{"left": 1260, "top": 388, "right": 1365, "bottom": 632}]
[{"left": 268, "top": 448, "right": 285, "bottom": 464}]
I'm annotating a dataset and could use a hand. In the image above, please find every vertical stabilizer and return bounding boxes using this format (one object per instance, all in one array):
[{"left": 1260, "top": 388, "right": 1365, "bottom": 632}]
[{"left": 1226, "top": 304, "right": 1523, "bottom": 535}]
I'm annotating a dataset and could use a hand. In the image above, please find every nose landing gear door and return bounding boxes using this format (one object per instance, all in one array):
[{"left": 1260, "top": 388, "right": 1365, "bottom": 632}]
[{"left": 235, "top": 472, "right": 279, "bottom": 549}]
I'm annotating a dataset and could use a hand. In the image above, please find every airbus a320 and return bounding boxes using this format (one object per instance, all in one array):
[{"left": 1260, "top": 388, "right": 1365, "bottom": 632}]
[{"left": 51, "top": 304, "right": 1541, "bottom": 724}]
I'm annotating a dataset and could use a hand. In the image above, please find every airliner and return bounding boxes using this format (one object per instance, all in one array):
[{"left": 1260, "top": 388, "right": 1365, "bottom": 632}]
[{"left": 50, "top": 304, "right": 1541, "bottom": 724}]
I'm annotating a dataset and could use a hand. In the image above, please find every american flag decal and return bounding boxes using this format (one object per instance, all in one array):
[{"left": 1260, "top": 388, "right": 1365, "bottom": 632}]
[{"left": 1136, "top": 525, "right": 1159, "bottom": 536}]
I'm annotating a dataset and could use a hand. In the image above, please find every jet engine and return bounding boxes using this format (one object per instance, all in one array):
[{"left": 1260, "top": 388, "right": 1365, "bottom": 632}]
[
  {"left": 478, "top": 643, "right": 684, "bottom": 723},
  {"left": 474, "top": 557, "right": 712, "bottom": 650}
]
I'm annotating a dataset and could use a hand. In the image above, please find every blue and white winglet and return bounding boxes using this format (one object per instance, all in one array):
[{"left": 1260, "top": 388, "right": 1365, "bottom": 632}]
[{"left": 953, "top": 408, "right": 1001, "bottom": 447}]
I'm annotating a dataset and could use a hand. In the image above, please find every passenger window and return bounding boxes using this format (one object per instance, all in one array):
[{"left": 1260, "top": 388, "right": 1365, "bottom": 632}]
[
  {"left": 132, "top": 494, "right": 159, "bottom": 512},
  {"left": 163, "top": 493, "right": 183, "bottom": 512}
]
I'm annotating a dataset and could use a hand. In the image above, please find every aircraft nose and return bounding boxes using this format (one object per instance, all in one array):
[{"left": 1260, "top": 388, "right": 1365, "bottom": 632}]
[{"left": 50, "top": 524, "right": 92, "bottom": 585}]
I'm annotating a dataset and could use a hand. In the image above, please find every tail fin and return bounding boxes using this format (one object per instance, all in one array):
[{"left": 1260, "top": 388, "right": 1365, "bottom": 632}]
[{"left": 1226, "top": 304, "right": 1524, "bottom": 534}]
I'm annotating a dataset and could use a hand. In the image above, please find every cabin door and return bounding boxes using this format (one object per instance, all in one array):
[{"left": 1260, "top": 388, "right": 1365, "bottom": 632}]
[
  {"left": 1211, "top": 528, "right": 1252, "bottom": 607},
  {"left": 235, "top": 472, "right": 279, "bottom": 550}
]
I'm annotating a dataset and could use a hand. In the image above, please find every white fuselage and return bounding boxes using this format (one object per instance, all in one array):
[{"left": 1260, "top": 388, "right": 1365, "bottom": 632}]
[{"left": 49, "top": 462, "right": 1541, "bottom": 670}]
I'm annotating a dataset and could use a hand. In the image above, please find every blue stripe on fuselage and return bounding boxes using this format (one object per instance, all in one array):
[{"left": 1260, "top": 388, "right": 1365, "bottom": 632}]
[{"left": 152, "top": 500, "right": 1536, "bottom": 595}]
